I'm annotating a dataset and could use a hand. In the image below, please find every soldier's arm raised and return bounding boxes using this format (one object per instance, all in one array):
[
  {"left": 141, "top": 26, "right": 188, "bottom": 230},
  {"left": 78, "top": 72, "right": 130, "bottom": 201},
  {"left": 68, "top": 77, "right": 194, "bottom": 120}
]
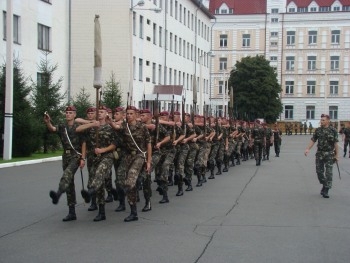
[{"left": 76, "top": 121, "right": 99, "bottom": 132}]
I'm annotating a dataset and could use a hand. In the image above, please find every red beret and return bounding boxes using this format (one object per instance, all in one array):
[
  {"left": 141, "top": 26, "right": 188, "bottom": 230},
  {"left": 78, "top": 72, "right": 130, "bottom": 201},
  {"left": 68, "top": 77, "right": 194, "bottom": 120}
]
[
  {"left": 65, "top": 105, "right": 76, "bottom": 111},
  {"left": 255, "top": 119, "right": 260, "bottom": 124},
  {"left": 126, "top": 106, "right": 137, "bottom": 111},
  {"left": 194, "top": 114, "right": 204, "bottom": 118},
  {"left": 114, "top": 107, "right": 124, "bottom": 113},
  {"left": 140, "top": 109, "right": 151, "bottom": 114},
  {"left": 173, "top": 111, "right": 181, "bottom": 116},
  {"left": 184, "top": 113, "right": 190, "bottom": 117},
  {"left": 99, "top": 105, "right": 108, "bottom": 111},
  {"left": 86, "top": 107, "right": 96, "bottom": 113},
  {"left": 107, "top": 108, "right": 112, "bottom": 113},
  {"left": 159, "top": 111, "right": 169, "bottom": 116}
]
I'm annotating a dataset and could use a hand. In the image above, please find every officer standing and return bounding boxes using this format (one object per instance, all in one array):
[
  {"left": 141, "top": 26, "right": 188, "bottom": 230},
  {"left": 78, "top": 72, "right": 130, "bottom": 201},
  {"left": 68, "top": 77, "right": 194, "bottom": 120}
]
[
  {"left": 304, "top": 114, "right": 339, "bottom": 198},
  {"left": 339, "top": 122, "right": 350, "bottom": 157}
]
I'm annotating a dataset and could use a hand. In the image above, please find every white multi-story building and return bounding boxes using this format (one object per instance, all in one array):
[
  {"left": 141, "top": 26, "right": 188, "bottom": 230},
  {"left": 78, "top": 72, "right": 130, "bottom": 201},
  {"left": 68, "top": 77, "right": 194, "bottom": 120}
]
[
  {"left": 70, "top": 0, "right": 214, "bottom": 114},
  {"left": 0, "top": 0, "right": 69, "bottom": 97},
  {"left": 209, "top": 0, "right": 350, "bottom": 121}
]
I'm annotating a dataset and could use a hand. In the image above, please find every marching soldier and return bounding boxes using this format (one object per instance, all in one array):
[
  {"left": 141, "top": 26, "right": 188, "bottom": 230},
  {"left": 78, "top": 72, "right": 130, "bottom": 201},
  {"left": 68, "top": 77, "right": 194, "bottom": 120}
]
[
  {"left": 250, "top": 120, "right": 266, "bottom": 166},
  {"left": 46, "top": 106, "right": 86, "bottom": 222},
  {"left": 272, "top": 124, "right": 282, "bottom": 157},
  {"left": 339, "top": 122, "right": 350, "bottom": 157},
  {"left": 263, "top": 123, "right": 273, "bottom": 161}
]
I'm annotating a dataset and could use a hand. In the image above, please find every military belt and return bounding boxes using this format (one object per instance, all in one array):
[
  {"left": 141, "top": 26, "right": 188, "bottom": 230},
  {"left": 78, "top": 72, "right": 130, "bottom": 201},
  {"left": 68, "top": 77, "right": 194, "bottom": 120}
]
[
  {"left": 65, "top": 149, "right": 72, "bottom": 154},
  {"left": 128, "top": 151, "right": 137, "bottom": 156},
  {"left": 116, "top": 148, "right": 121, "bottom": 152}
]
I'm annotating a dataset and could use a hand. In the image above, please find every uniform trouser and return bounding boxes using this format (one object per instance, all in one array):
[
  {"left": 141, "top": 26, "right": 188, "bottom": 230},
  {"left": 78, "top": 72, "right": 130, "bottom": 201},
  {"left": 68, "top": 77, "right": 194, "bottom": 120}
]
[
  {"left": 216, "top": 141, "right": 225, "bottom": 165},
  {"left": 114, "top": 154, "right": 127, "bottom": 194},
  {"left": 315, "top": 151, "right": 334, "bottom": 189},
  {"left": 105, "top": 170, "right": 113, "bottom": 193},
  {"left": 184, "top": 143, "right": 199, "bottom": 182},
  {"left": 274, "top": 140, "right": 280, "bottom": 155},
  {"left": 124, "top": 154, "right": 146, "bottom": 205},
  {"left": 263, "top": 140, "right": 271, "bottom": 157},
  {"left": 344, "top": 139, "right": 350, "bottom": 153},
  {"left": 225, "top": 140, "right": 234, "bottom": 165},
  {"left": 175, "top": 144, "right": 190, "bottom": 187},
  {"left": 253, "top": 140, "right": 263, "bottom": 161},
  {"left": 89, "top": 154, "right": 114, "bottom": 205},
  {"left": 236, "top": 141, "right": 242, "bottom": 157},
  {"left": 208, "top": 142, "right": 219, "bottom": 169},
  {"left": 157, "top": 148, "right": 176, "bottom": 193},
  {"left": 59, "top": 154, "right": 80, "bottom": 207},
  {"left": 87, "top": 152, "right": 94, "bottom": 189},
  {"left": 195, "top": 141, "right": 207, "bottom": 171},
  {"left": 204, "top": 142, "right": 211, "bottom": 169}
]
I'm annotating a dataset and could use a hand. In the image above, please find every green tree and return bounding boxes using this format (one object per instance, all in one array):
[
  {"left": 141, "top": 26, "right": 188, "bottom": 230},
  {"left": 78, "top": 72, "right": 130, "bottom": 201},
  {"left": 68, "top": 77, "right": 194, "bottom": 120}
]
[
  {"left": 101, "top": 72, "right": 123, "bottom": 110},
  {"left": 31, "top": 53, "right": 65, "bottom": 153},
  {"left": 71, "top": 87, "right": 92, "bottom": 118},
  {"left": 0, "top": 59, "right": 42, "bottom": 157},
  {"left": 229, "top": 55, "right": 282, "bottom": 123}
]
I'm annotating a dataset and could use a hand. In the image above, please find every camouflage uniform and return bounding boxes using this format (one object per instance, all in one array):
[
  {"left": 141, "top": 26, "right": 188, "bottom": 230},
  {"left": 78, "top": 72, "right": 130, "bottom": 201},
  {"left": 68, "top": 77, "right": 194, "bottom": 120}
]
[
  {"left": 208, "top": 124, "right": 221, "bottom": 175},
  {"left": 251, "top": 125, "right": 265, "bottom": 165},
  {"left": 312, "top": 126, "right": 338, "bottom": 189},
  {"left": 195, "top": 124, "right": 210, "bottom": 185},
  {"left": 272, "top": 129, "right": 282, "bottom": 157},
  {"left": 85, "top": 124, "right": 117, "bottom": 205},
  {"left": 184, "top": 124, "right": 199, "bottom": 189},
  {"left": 340, "top": 127, "right": 350, "bottom": 157},
  {"left": 263, "top": 127, "right": 273, "bottom": 160},
  {"left": 174, "top": 128, "right": 190, "bottom": 194}
]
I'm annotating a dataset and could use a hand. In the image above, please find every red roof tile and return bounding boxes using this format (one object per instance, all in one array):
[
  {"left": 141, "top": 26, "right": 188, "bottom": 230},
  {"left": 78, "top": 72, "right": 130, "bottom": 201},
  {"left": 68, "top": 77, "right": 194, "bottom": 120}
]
[
  {"left": 209, "top": 0, "right": 266, "bottom": 15},
  {"left": 287, "top": 0, "right": 350, "bottom": 7}
]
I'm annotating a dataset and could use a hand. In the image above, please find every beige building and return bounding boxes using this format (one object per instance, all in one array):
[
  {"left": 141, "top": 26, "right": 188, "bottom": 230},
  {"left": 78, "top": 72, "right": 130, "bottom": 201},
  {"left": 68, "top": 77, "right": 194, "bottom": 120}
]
[{"left": 209, "top": 0, "right": 350, "bottom": 121}]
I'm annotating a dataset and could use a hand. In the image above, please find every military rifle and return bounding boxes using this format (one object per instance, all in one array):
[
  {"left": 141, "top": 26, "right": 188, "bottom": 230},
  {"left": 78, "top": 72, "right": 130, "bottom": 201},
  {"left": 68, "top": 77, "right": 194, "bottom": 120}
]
[
  {"left": 171, "top": 94, "right": 176, "bottom": 143},
  {"left": 204, "top": 102, "right": 207, "bottom": 140},
  {"left": 182, "top": 95, "right": 186, "bottom": 135},
  {"left": 154, "top": 93, "right": 160, "bottom": 144}
]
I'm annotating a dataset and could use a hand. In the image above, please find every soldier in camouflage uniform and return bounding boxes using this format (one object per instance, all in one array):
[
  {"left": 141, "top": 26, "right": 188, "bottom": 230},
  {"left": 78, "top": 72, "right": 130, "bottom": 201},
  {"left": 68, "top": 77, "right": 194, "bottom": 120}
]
[
  {"left": 222, "top": 118, "right": 232, "bottom": 172},
  {"left": 272, "top": 124, "right": 282, "bottom": 157},
  {"left": 140, "top": 109, "right": 170, "bottom": 211},
  {"left": 46, "top": 106, "right": 86, "bottom": 222},
  {"left": 208, "top": 117, "right": 221, "bottom": 178},
  {"left": 250, "top": 120, "right": 266, "bottom": 166},
  {"left": 77, "top": 105, "right": 117, "bottom": 222},
  {"left": 339, "top": 122, "right": 350, "bottom": 158},
  {"left": 103, "top": 108, "right": 114, "bottom": 203},
  {"left": 305, "top": 114, "right": 339, "bottom": 198},
  {"left": 263, "top": 123, "right": 273, "bottom": 161}
]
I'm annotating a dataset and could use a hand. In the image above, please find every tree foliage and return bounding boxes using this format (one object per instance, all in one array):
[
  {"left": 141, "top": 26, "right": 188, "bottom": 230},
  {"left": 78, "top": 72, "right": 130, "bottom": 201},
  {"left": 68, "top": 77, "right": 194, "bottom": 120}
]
[
  {"left": 229, "top": 55, "right": 282, "bottom": 123},
  {"left": 0, "top": 59, "right": 42, "bottom": 157},
  {"left": 71, "top": 87, "right": 92, "bottom": 118},
  {"left": 31, "top": 53, "right": 65, "bottom": 153},
  {"left": 101, "top": 72, "right": 123, "bottom": 110}
]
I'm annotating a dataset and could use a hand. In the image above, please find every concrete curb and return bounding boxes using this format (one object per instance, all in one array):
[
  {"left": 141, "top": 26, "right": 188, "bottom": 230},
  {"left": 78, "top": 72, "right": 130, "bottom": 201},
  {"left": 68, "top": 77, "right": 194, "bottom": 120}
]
[{"left": 0, "top": 156, "right": 62, "bottom": 169}]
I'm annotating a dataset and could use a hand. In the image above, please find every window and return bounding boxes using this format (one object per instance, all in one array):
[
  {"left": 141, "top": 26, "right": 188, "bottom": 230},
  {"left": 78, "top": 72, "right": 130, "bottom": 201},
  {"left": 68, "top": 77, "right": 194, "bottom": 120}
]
[
  {"left": 310, "top": 7, "right": 317, "bottom": 12},
  {"left": 38, "top": 23, "right": 50, "bottom": 51},
  {"left": 153, "top": 23, "right": 157, "bottom": 45},
  {"left": 37, "top": 72, "right": 50, "bottom": 87},
  {"left": 175, "top": 1, "right": 178, "bottom": 20},
  {"left": 297, "top": 7, "right": 308, "bottom": 12},
  {"left": 271, "top": 31, "right": 278, "bottom": 37},
  {"left": 220, "top": 34, "right": 228, "bottom": 47},
  {"left": 132, "top": 12, "right": 136, "bottom": 35},
  {"left": 139, "top": 15, "right": 143, "bottom": 39},
  {"left": 285, "top": 105, "right": 293, "bottom": 119},
  {"left": 330, "top": 56, "right": 339, "bottom": 70},
  {"left": 288, "top": 8, "right": 296, "bottom": 12},
  {"left": 218, "top": 81, "right": 224, "bottom": 94},
  {"left": 170, "top": 33, "right": 173, "bottom": 51},
  {"left": 174, "top": 35, "right": 177, "bottom": 54},
  {"left": 286, "top": 56, "right": 295, "bottom": 70},
  {"left": 169, "top": 68, "right": 172, "bottom": 84},
  {"left": 333, "top": 6, "right": 340, "bottom": 11},
  {"left": 270, "top": 56, "right": 277, "bottom": 61},
  {"left": 285, "top": 81, "right": 294, "bottom": 94},
  {"left": 3, "top": 12, "right": 20, "bottom": 44},
  {"left": 331, "top": 30, "right": 340, "bottom": 44},
  {"left": 138, "top": 59, "right": 143, "bottom": 81},
  {"left": 170, "top": 0, "right": 173, "bottom": 16},
  {"left": 319, "top": 6, "right": 331, "bottom": 12},
  {"left": 219, "top": 58, "right": 227, "bottom": 71},
  {"left": 158, "top": 65, "right": 162, "bottom": 84},
  {"left": 308, "top": 56, "right": 316, "bottom": 70},
  {"left": 159, "top": 26, "right": 162, "bottom": 47},
  {"left": 306, "top": 106, "right": 315, "bottom": 119},
  {"left": 308, "top": 31, "right": 317, "bottom": 45},
  {"left": 271, "top": 41, "right": 278, "bottom": 47},
  {"left": 329, "top": 106, "right": 338, "bottom": 119},
  {"left": 184, "top": 8, "right": 186, "bottom": 25},
  {"left": 152, "top": 63, "right": 156, "bottom": 83},
  {"left": 271, "top": 18, "right": 278, "bottom": 23},
  {"left": 271, "top": 8, "right": 279, "bottom": 13},
  {"left": 287, "top": 31, "right": 295, "bottom": 45},
  {"left": 343, "top": 6, "right": 350, "bottom": 11},
  {"left": 133, "top": 57, "right": 136, "bottom": 80},
  {"left": 330, "top": 81, "right": 338, "bottom": 95},
  {"left": 179, "top": 4, "right": 182, "bottom": 22},
  {"left": 183, "top": 40, "right": 186, "bottom": 58},
  {"left": 242, "top": 34, "right": 250, "bottom": 47},
  {"left": 307, "top": 81, "right": 316, "bottom": 94},
  {"left": 179, "top": 37, "right": 182, "bottom": 56}
]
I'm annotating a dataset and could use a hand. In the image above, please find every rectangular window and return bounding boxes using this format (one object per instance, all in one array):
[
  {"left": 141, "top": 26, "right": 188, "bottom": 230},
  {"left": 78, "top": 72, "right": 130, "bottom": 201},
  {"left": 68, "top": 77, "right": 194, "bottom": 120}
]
[
  {"left": 308, "top": 56, "right": 316, "bottom": 70},
  {"left": 174, "top": 69, "right": 177, "bottom": 85},
  {"left": 159, "top": 26, "right": 162, "bottom": 47},
  {"left": 271, "top": 41, "right": 278, "bottom": 47},
  {"left": 330, "top": 81, "right": 338, "bottom": 95},
  {"left": 308, "top": 31, "right": 317, "bottom": 45},
  {"left": 179, "top": 4, "right": 182, "bottom": 22},
  {"left": 175, "top": 1, "right": 178, "bottom": 20},
  {"left": 170, "top": 0, "right": 173, "bottom": 16},
  {"left": 285, "top": 81, "right": 294, "bottom": 94},
  {"left": 220, "top": 34, "right": 228, "bottom": 47},
  {"left": 329, "top": 106, "right": 338, "bottom": 119},
  {"left": 179, "top": 37, "right": 182, "bottom": 56},
  {"left": 152, "top": 63, "right": 156, "bottom": 84},
  {"left": 271, "top": 18, "right": 278, "bottom": 23},
  {"left": 343, "top": 6, "right": 350, "bottom": 11},
  {"left": 286, "top": 56, "right": 295, "bottom": 70},
  {"left": 184, "top": 8, "right": 186, "bottom": 26},
  {"left": 132, "top": 12, "right": 136, "bottom": 36},
  {"left": 270, "top": 56, "right": 277, "bottom": 61},
  {"left": 138, "top": 59, "right": 143, "bottom": 81},
  {"left": 306, "top": 106, "right": 315, "bottom": 119},
  {"left": 287, "top": 31, "right": 295, "bottom": 45},
  {"left": 330, "top": 56, "right": 340, "bottom": 70},
  {"left": 307, "top": 81, "right": 316, "bottom": 94},
  {"left": 38, "top": 23, "right": 50, "bottom": 51},
  {"left": 169, "top": 68, "right": 172, "bottom": 84},
  {"left": 242, "top": 34, "right": 250, "bottom": 47},
  {"left": 285, "top": 105, "right": 293, "bottom": 119},
  {"left": 183, "top": 40, "right": 186, "bottom": 58},
  {"left": 219, "top": 58, "right": 227, "bottom": 71},
  {"left": 158, "top": 65, "right": 162, "bottom": 84},
  {"left": 320, "top": 6, "right": 331, "bottom": 12},
  {"left": 170, "top": 33, "right": 173, "bottom": 52},
  {"left": 174, "top": 35, "right": 177, "bottom": 54},
  {"left": 288, "top": 8, "right": 296, "bottom": 13},
  {"left": 3, "top": 12, "right": 20, "bottom": 44},
  {"left": 297, "top": 7, "right": 308, "bottom": 12},
  {"left": 271, "top": 31, "right": 278, "bottom": 37},
  {"left": 218, "top": 81, "right": 224, "bottom": 94},
  {"left": 153, "top": 23, "right": 157, "bottom": 45},
  {"left": 271, "top": 8, "right": 279, "bottom": 13},
  {"left": 310, "top": 7, "right": 317, "bottom": 12},
  {"left": 133, "top": 57, "right": 136, "bottom": 80},
  {"left": 331, "top": 30, "right": 340, "bottom": 44},
  {"left": 139, "top": 15, "right": 144, "bottom": 39},
  {"left": 333, "top": 6, "right": 340, "bottom": 11}
]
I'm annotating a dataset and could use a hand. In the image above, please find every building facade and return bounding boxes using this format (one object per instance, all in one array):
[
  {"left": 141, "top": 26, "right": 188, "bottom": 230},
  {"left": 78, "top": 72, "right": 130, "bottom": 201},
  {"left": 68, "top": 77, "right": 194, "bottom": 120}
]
[{"left": 209, "top": 0, "right": 350, "bottom": 121}]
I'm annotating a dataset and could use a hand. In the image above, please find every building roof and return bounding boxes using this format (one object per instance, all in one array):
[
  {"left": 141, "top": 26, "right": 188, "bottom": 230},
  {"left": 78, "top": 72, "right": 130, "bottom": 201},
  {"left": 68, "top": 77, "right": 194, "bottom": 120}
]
[
  {"left": 209, "top": 0, "right": 267, "bottom": 15},
  {"left": 287, "top": 0, "right": 350, "bottom": 7}
]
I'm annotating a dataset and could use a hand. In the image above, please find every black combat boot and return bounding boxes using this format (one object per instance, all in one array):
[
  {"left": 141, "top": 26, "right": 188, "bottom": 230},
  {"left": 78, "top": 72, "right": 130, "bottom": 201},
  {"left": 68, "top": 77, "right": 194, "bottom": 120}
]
[
  {"left": 81, "top": 188, "right": 95, "bottom": 203},
  {"left": 183, "top": 176, "right": 190, "bottom": 186},
  {"left": 105, "top": 191, "right": 113, "bottom": 203},
  {"left": 124, "top": 204, "right": 138, "bottom": 222},
  {"left": 185, "top": 182, "right": 193, "bottom": 191},
  {"left": 88, "top": 194, "right": 98, "bottom": 211},
  {"left": 222, "top": 163, "right": 228, "bottom": 172},
  {"left": 49, "top": 189, "right": 62, "bottom": 205},
  {"left": 62, "top": 206, "right": 76, "bottom": 222},
  {"left": 256, "top": 159, "right": 260, "bottom": 166},
  {"left": 142, "top": 199, "right": 152, "bottom": 212},
  {"left": 266, "top": 155, "right": 269, "bottom": 160},
  {"left": 159, "top": 191, "right": 169, "bottom": 204},
  {"left": 215, "top": 163, "right": 222, "bottom": 175},
  {"left": 202, "top": 167, "right": 207, "bottom": 183},
  {"left": 167, "top": 171, "right": 174, "bottom": 186},
  {"left": 208, "top": 166, "right": 215, "bottom": 179},
  {"left": 176, "top": 185, "right": 184, "bottom": 196},
  {"left": 262, "top": 155, "right": 266, "bottom": 161},
  {"left": 196, "top": 175, "right": 202, "bottom": 187},
  {"left": 321, "top": 187, "right": 330, "bottom": 198},
  {"left": 115, "top": 190, "right": 126, "bottom": 212},
  {"left": 174, "top": 174, "right": 180, "bottom": 186},
  {"left": 93, "top": 204, "right": 106, "bottom": 222}
]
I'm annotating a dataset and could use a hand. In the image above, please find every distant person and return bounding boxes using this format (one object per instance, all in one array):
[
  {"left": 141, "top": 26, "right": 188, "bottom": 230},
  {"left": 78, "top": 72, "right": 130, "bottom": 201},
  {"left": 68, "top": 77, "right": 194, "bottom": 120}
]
[
  {"left": 303, "top": 122, "right": 307, "bottom": 135},
  {"left": 304, "top": 114, "right": 339, "bottom": 198},
  {"left": 339, "top": 122, "right": 350, "bottom": 158},
  {"left": 308, "top": 122, "right": 313, "bottom": 135}
]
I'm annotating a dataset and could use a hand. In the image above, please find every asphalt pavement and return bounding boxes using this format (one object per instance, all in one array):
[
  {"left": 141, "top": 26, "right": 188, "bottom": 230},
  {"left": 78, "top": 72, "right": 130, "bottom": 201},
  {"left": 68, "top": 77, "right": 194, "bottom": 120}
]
[{"left": 0, "top": 135, "right": 350, "bottom": 263}]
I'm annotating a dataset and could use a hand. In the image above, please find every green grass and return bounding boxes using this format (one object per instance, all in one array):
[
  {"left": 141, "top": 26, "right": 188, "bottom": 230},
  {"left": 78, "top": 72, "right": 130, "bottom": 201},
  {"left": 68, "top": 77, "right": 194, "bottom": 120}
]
[{"left": 0, "top": 150, "right": 63, "bottom": 164}]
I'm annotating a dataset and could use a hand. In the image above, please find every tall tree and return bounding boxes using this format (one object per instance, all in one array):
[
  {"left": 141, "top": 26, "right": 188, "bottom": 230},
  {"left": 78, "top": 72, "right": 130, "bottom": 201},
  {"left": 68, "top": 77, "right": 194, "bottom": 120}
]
[
  {"left": 229, "top": 55, "right": 282, "bottom": 123},
  {"left": 71, "top": 87, "right": 92, "bottom": 118},
  {"left": 101, "top": 72, "right": 123, "bottom": 110},
  {"left": 31, "top": 53, "right": 65, "bottom": 153},
  {"left": 0, "top": 59, "right": 42, "bottom": 157}
]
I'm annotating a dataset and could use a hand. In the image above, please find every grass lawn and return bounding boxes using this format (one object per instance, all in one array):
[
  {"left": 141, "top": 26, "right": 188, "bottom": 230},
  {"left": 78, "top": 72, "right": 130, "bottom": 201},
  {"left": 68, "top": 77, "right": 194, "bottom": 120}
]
[{"left": 0, "top": 151, "right": 63, "bottom": 164}]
